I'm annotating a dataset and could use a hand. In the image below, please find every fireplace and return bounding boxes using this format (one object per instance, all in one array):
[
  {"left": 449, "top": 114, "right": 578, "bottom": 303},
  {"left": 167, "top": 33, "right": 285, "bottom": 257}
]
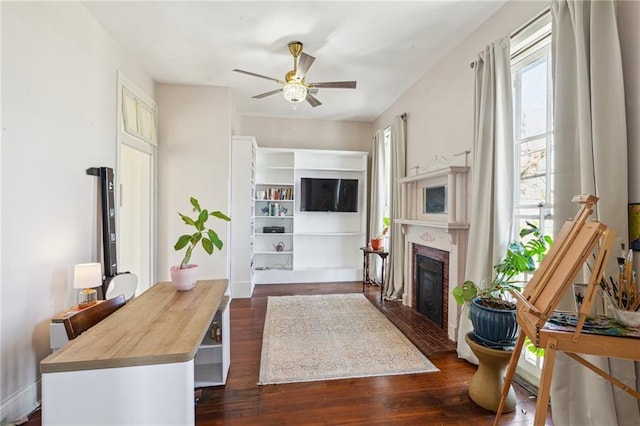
[
  {"left": 412, "top": 244, "right": 449, "bottom": 331},
  {"left": 397, "top": 160, "right": 469, "bottom": 341}
]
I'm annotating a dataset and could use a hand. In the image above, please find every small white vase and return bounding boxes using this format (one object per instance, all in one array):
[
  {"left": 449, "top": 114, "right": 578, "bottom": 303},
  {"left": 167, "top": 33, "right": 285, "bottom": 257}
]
[{"left": 170, "top": 264, "right": 198, "bottom": 291}]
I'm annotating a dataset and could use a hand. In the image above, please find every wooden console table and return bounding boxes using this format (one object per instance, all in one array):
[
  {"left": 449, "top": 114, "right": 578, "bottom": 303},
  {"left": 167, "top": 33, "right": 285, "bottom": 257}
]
[
  {"left": 40, "top": 279, "right": 228, "bottom": 426},
  {"left": 360, "top": 247, "right": 389, "bottom": 302}
]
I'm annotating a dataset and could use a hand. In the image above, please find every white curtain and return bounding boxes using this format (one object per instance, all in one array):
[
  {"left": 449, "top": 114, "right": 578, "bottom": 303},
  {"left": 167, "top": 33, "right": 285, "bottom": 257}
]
[
  {"left": 369, "top": 129, "right": 385, "bottom": 281},
  {"left": 550, "top": 1, "right": 639, "bottom": 424},
  {"left": 456, "top": 36, "right": 514, "bottom": 363},
  {"left": 384, "top": 115, "right": 406, "bottom": 300}
]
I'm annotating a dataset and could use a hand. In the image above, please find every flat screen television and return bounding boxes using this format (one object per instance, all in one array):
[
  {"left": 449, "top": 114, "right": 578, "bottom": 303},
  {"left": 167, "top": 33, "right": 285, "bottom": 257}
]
[{"left": 300, "top": 178, "right": 358, "bottom": 212}]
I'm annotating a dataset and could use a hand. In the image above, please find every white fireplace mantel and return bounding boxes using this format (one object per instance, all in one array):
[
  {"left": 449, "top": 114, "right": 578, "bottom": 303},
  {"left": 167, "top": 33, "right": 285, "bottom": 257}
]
[{"left": 396, "top": 165, "right": 469, "bottom": 341}]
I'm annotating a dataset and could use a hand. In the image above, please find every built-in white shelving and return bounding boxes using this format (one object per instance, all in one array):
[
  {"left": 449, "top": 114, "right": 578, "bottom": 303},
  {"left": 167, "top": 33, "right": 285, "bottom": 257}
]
[
  {"left": 230, "top": 136, "right": 257, "bottom": 298},
  {"left": 251, "top": 147, "right": 368, "bottom": 284},
  {"left": 194, "top": 297, "right": 230, "bottom": 387}
]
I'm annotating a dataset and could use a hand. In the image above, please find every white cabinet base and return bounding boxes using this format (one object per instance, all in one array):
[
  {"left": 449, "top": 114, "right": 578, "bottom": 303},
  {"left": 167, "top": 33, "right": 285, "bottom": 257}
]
[
  {"left": 194, "top": 297, "right": 230, "bottom": 386},
  {"left": 231, "top": 280, "right": 255, "bottom": 298},
  {"left": 194, "top": 362, "right": 224, "bottom": 387},
  {"left": 42, "top": 360, "right": 194, "bottom": 426}
]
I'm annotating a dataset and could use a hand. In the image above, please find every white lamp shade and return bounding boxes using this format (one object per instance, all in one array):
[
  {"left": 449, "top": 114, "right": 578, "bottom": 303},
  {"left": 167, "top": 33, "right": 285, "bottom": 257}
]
[{"left": 73, "top": 263, "right": 102, "bottom": 289}]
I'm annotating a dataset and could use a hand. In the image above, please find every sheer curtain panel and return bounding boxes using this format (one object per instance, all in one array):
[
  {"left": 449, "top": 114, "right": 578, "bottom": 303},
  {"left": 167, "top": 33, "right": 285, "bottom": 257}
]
[
  {"left": 456, "top": 36, "right": 514, "bottom": 363},
  {"left": 384, "top": 115, "right": 406, "bottom": 300},
  {"left": 369, "top": 129, "right": 385, "bottom": 280},
  {"left": 550, "top": 1, "right": 638, "bottom": 424}
]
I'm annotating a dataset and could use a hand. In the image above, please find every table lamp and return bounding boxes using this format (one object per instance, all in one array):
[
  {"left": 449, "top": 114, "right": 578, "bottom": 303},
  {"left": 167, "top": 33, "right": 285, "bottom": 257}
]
[{"left": 74, "top": 263, "right": 102, "bottom": 308}]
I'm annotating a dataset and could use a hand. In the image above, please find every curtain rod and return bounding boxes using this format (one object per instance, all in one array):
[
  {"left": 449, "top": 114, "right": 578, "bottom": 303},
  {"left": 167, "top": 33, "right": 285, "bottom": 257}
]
[
  {"left": 511, "top": 7, "right": 550, "bottom": 39},
  {"left": 469, "top": 7, "right": 550, "bottom": 70}
]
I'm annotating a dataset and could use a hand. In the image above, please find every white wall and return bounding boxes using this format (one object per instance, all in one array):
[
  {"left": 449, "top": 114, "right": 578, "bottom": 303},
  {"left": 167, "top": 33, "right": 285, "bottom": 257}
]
[
  {"left": 373, "top": 1, "right": 545, "bottom": 168},
  {"left": 240, "top": 116, "right": 372, "bottom": 152},
  {"left": 156, "top": 84, "right": 231, "bottom": 281},
  {"left": 373, "top": 0, "right": 639, "bottom": 202},
  {"left": 372, "top": 0, "right": 640, "bottom": 318},
  {"left": 1, "top": 2, "right": 154, "bottom": 421}
]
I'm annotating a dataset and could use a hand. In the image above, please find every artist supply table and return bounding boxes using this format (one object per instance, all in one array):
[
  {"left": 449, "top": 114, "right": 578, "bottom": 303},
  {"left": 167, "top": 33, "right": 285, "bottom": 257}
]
[
  {"left": 495, "top": 195, "right": 640, "bottom": 426},
  {"left": 360, "top": 247, "right": 389, "bottom": 302}
]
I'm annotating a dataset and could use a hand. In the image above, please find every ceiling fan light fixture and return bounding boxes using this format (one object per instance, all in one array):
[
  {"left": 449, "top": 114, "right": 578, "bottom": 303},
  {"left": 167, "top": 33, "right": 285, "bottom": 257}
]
[{"left": 283, "top": 82, "right": 307, "bottom": 103}]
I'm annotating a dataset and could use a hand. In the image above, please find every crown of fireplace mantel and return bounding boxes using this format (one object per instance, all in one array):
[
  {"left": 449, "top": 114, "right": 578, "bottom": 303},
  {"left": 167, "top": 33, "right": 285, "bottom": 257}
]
[
  {"left": 396, "top": 165, "right": 469, "bottom": 230},
  {"left": 396, "top": 219, "right": 469, "bottom": 245}
]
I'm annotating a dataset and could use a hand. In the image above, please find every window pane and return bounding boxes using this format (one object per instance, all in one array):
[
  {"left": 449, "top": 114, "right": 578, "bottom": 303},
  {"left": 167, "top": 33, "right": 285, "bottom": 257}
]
[
  {"left": 122, "top": 89, "right": 138, "bottom": 135},
  {"left": 519, "top": 176, "right": 546, "bottom": 205},
  {"left": 520, "top": 58, "right": 547, "bottom": 138},
  {"left": 519, "top": 138, "right": 546, "bottom": 178}
]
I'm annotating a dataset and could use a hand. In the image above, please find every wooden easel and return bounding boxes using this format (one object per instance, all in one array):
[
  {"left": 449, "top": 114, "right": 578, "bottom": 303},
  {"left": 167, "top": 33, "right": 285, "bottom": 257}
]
[{"left": 494, "top": 195, "right": 640, "bottom": 425}]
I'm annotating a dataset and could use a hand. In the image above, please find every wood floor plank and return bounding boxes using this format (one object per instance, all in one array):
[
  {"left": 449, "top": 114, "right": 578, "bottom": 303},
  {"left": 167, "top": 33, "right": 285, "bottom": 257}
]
[{"left": 196, "top": 282, "right": 553, "bottom": 425}]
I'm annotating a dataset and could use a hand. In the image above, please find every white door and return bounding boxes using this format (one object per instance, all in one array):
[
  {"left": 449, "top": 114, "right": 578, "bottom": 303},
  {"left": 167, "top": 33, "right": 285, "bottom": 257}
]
[{"left": 119, "top": 143, "right": 153, "bottom": 295}]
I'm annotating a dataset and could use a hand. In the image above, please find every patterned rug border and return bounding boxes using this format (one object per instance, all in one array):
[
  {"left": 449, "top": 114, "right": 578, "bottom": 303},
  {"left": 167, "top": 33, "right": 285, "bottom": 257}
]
[{"left": 258, "top": 293, "right": 439, "bottom": 385}]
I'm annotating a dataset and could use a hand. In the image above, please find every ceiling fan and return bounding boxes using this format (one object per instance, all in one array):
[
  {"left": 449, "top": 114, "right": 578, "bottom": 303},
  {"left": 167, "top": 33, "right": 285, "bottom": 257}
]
[{"left": 233, "top": 41, "right": 357, "bottom": 108}]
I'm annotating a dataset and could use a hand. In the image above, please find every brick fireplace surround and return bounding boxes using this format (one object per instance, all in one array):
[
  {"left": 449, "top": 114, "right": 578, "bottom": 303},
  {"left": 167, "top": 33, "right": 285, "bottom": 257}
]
[{"left": 412, "top": 244, "right": 450, "bottom": 333}]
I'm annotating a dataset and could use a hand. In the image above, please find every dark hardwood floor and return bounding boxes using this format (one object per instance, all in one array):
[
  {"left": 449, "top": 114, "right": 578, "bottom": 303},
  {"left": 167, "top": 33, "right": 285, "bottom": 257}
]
[
  {"left": 25, "top": 282, "right": 552, "bottom": 425},
  {"left": 196, "top": 282, "right": 552, "bottom": 425}
]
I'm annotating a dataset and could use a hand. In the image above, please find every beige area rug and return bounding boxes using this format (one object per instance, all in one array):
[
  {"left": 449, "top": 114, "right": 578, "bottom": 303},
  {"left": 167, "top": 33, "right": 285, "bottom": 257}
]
[{"left": 258, "top": 293, "right": 439, "bottom": 385}]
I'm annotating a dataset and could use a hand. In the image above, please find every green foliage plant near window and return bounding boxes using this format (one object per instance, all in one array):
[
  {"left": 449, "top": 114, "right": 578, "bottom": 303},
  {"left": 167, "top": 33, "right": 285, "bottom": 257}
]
[{"left": 453, "top": 221, "right": 553, "bottom": 310}]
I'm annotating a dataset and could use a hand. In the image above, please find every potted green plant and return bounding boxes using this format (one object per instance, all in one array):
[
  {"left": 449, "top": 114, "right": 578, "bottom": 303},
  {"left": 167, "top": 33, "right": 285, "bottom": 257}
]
[
  {"left": 371, "top": 216, "right": 390, "bottom": 251},
  {"left": 171, "top": 196, "right": 230, "bottom": 291},
  {"left": 453, "top": 221, "right": 552, "bottom": 347}
]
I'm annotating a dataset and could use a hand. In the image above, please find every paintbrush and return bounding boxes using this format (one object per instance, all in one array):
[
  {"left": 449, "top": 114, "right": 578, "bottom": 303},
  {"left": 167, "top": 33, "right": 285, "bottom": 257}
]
[
  {"left": 623, "top": 250, "right": 634, "bottom": 309},
  {"left": 600, "top": 280, "right": 618, "bottom": 309},
  {"left": 617, "top": 245, "right": 627, "bottom": 307}
]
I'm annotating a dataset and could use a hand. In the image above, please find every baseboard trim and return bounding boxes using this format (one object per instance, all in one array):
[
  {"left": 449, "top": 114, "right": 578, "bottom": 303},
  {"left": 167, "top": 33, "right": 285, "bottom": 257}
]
[
  {"left": 1, "top": 379, "right": 40, "bottom": 423},
  {"left": 231, "top": 280, "right": 254, "bottom": 299},
  {"left": 254, "top": 268, "right": 361, "bottom": 284}
]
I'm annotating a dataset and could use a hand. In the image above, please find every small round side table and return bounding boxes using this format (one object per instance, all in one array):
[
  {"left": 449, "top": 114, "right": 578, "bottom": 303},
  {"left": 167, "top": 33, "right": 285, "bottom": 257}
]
[{"left": 465, "top": 332, "right": 516, "bottom": 413}]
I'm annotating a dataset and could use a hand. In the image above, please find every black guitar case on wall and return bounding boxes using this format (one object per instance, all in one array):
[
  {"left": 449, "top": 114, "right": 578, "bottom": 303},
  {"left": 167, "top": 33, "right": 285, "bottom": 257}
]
[{"left": 87, "top": 166, "right": 137, "bottom": 300}]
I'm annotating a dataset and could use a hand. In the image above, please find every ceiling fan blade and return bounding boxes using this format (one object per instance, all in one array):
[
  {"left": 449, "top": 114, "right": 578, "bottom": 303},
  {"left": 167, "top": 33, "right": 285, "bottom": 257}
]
[
  {"left": 295, "top": 53, "right": 316, "bottom": 79},
  {"left": 252, "top": 88, "right": 283, "bottom": 99},
  {"left": 308, "top": 88, "right": 319, "bottom": 94},
  {"left": 233, "top": 69, "right": 284, "bottom": 84},
  {"left": 308, "top": 81, "right": 357, "bottom": 89},
  {"left": 306, "top": 93, "right": 322, "bottom": 108}
]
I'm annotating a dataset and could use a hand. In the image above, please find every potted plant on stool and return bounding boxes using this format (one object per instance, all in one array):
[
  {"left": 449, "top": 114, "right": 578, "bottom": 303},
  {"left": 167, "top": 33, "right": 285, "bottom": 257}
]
[
  {"left": 453, "top": 221, "right": 552, "bottom": 347},
  {"left": 171, "top": 196, "right": 230, "bottom": 291},
  {"left": 453, "top": 222, "right": 551, "bottom": 413}
]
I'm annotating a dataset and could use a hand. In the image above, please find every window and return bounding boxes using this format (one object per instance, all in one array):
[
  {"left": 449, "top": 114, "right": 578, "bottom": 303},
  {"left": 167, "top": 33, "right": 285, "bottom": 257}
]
[
  {"left": 511, "top": 9, "right": 553, "bottom": 384},
  {"left": 122, "top": 87, "right": 157, "bottom": 145}
]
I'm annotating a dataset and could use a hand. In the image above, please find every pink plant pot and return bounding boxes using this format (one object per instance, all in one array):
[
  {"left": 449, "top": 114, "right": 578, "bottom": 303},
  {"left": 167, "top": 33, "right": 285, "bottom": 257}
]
[{"left": 170, "top": 264, "right": 198, "bottom": 291}]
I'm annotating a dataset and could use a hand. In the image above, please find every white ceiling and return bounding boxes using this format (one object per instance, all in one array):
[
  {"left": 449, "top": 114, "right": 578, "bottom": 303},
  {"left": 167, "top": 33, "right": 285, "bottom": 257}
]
[{"left": 83, "top": 1, "right": 506, "bottom": 122}]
